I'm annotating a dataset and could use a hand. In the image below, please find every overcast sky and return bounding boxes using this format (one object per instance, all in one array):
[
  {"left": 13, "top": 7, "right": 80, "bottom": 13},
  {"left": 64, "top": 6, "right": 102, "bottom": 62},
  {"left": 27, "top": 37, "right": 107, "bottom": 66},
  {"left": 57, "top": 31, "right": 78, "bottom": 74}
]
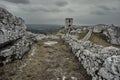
[{"left": 0, "top": 0, "right": 120, "bottom": 25}]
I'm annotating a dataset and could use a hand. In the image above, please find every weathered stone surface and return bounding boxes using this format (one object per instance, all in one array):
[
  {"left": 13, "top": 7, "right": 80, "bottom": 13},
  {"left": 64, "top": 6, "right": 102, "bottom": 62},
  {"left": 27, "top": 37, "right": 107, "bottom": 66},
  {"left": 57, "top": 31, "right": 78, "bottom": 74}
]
[
  {"left": 93, "top": 24, "right": 120, "bottom": 45},
  {"left": 0, "top": 8, "right": 26, "bottom": 45},
  {"left": 93, "top": 24, "right": 107, "bottom": 33},
  {"left": 0, "top": 7, "right": 34, "bottom": 65},
  {"left": 98, "top": 55, "right": 120, "bottom": 80},
  {"left": 63, "top": 34, "right": 120, "bottom": 80}
]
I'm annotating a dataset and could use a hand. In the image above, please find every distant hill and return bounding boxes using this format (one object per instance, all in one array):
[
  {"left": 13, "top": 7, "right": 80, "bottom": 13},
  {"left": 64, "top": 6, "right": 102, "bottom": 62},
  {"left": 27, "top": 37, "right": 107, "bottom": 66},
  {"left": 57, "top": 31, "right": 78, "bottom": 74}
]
[{"left": 26, "top": 24, "right": 63, "bottom": 34}]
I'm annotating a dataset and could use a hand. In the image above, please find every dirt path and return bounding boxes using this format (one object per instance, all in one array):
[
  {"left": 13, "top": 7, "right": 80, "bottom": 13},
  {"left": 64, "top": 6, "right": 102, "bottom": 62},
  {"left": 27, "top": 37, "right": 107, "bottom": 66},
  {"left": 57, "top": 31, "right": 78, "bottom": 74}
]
[{"left": 0, "top": 38, "right": 91, "bottom": 80}]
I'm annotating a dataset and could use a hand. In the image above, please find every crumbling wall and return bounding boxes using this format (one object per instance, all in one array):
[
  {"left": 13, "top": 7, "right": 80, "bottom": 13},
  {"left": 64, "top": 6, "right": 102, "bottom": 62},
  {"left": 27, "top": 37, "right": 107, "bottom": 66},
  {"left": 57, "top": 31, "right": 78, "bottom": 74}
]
[{"left": 63, "top": 34, "right": 120, "bottom": 80}]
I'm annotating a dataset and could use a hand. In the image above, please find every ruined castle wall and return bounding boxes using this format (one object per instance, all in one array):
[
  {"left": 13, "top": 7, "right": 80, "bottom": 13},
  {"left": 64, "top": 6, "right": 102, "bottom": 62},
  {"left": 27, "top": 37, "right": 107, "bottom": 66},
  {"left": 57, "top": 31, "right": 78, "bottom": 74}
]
[{"left": 63, "top": 34, "right": 120, "bottom": 80}]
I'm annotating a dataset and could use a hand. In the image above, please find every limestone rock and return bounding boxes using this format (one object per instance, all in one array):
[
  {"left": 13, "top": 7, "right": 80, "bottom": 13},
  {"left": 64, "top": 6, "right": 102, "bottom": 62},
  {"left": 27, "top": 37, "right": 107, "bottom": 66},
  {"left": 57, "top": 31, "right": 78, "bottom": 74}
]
[
  {"left": 93, "top": 24, "right": 107, "bottom": 33},
  {"left": 93, "top": 24, "right": 120, "bottom": 45},
  {"left": 0, "top": 7, "right": 33, "bottom": 65},
  {"left": 63, "top": 34, "right": 120, "bottom": 80},
  {"left": 99, "top": 55, "right": 120, "bottom": 80}
]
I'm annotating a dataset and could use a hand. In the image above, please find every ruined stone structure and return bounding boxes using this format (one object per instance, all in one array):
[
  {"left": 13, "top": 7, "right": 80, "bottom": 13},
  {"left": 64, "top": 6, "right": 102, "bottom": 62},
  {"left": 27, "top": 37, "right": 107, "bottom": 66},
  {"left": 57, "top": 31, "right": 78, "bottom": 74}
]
[
  {"left": 63, "top": 34, "right": 120, "bottom": 80},
  {"left": 65, "top": 18, "right": 73, "bottom": 29},
  {"left": 65, "top": 18, "right": 73, "bottom": 33}
]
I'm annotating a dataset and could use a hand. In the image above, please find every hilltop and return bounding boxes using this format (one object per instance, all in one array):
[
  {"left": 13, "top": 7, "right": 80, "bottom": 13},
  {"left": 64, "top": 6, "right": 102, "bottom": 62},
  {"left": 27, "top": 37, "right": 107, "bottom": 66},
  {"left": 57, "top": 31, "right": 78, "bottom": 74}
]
[{"left": 0, "top": 7, "right": 120, "bottom": 80}]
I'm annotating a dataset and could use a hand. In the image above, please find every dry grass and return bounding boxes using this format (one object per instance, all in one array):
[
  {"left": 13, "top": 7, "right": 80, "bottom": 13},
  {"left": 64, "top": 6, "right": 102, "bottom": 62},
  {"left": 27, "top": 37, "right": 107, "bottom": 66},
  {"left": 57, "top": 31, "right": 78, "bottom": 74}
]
[
  {"left": 77, "top": 30, "right": 89, "bottom": 40},
  {"left": 89, "top": 32, "right": 120, "bottom": 48}
]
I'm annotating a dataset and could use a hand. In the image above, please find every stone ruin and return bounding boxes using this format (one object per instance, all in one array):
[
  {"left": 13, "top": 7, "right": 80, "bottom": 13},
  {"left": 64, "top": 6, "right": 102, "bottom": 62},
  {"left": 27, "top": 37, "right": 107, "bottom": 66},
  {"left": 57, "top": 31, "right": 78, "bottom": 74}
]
[
  {"left": 65, "top": 18, "right": 73, "bottom": 33},
  {"left": 63, "top": 34, "right": 120, "bottom": 80}
]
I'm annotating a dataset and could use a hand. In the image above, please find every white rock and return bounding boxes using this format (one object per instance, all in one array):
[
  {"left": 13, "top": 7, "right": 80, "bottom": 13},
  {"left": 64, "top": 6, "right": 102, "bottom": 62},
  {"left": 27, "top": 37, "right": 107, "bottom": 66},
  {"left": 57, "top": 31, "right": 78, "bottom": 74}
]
[{"left": 63, "top": 33, "right": 120, "bottom": 80}]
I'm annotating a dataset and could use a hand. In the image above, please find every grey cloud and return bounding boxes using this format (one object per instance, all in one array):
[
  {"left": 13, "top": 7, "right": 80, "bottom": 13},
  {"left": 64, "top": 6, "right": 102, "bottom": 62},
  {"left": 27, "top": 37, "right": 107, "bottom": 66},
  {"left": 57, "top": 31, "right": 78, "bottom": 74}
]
[
  {"left": 91, "top": 10, "right": 107, "bottom": 15},
  {"left": 55, "top": 1, "right": 68, "bottom": 7},
  {"left": 98, "top": 5, "right": 117, "bottom": 11},
  {"left": 21, "top": 5, "right": 74, "bottom": 13},
  {"left": 66, "top": 8, "right": 74, "bottom": 12},
  {"left": 4, "top": 0, "right": 29, "bottom": 4},
  {"left": 21, "top": 6, "right": 61, "bottom": 13},
  {"left": 90, "top": 5, "right": 119, "bottom": 15},
  {"left": 1, "top": 0, "right": 120, "bottom": 25},
  {"left": 39, "top": 8, "right": 60, "bottom": 13},
  {"left": 0, "top": 4, "right": 7, "bottom": 9},
  {"left": 98, "top": 5, "right": 112, "bottom": 11}
]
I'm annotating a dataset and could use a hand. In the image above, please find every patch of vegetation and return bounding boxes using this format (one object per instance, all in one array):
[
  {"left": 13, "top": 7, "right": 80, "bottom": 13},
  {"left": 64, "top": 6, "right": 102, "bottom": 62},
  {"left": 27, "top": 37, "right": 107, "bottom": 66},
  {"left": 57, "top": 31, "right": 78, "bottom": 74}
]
[
  {"left": 77, "top": 30, "right": 89, "bottom": 40},
  {"left": 89, "top": 32, "right": 108, "bottom": 46},
  {"left": 89, "top": 32, "right": 120, "bottom": 48}
]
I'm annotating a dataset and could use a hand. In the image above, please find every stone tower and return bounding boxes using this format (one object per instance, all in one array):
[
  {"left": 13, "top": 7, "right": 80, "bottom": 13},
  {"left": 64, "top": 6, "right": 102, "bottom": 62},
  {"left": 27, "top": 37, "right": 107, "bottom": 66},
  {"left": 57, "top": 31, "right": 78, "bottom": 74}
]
[{"left": 65, "top": 18, "right": 73, "bottom": 29}]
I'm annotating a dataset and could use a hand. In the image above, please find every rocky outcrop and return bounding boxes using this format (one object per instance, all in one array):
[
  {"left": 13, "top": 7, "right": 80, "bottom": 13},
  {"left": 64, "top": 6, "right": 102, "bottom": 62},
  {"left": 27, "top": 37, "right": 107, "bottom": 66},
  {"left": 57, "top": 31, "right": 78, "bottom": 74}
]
[
  {"left": 0, "top": 7, "right": 34, "bottom": 65},
  {"left": 0, "top": 8, "right": 26, "bottom": 45},
  {"left": 93, "top": 24, "right": 120, "bottom": 45},
  {"left": 63, "top": 34, "right": 120, "bottom": 80}
]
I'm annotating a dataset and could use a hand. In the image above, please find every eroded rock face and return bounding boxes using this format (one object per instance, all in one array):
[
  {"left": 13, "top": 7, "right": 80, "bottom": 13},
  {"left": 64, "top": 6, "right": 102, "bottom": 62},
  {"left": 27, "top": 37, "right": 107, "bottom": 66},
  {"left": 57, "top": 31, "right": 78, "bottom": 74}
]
[
  {"left": 0, "top": 7, "right": 33, "bottom": 65},
  {"left": 93, "top": 24, "right": 120, "bottom": 45},
  {"left": 0, "top": 8, "right": 26, "bottom": 45},
  {"left": 63, "top": 34, "right": 120, "bottom": 80}
]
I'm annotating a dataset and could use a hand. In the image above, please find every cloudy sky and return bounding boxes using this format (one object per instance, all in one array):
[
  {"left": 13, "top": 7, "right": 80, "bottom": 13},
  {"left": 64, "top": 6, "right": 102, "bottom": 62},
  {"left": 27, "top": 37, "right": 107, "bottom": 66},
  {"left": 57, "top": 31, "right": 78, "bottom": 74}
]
[{"left": 0, "top": 0, "right": 120, "bottom": 25}]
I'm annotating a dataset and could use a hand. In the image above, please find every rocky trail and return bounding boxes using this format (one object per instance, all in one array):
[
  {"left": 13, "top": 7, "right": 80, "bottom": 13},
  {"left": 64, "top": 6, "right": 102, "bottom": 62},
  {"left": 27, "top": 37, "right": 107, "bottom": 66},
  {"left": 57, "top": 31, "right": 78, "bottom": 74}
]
[
  {"left": 0, "top": 37, "right": 91, "bottom": 80},
  {"left": 0, "top": 7, "right": 120, "bottom": 80}
]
